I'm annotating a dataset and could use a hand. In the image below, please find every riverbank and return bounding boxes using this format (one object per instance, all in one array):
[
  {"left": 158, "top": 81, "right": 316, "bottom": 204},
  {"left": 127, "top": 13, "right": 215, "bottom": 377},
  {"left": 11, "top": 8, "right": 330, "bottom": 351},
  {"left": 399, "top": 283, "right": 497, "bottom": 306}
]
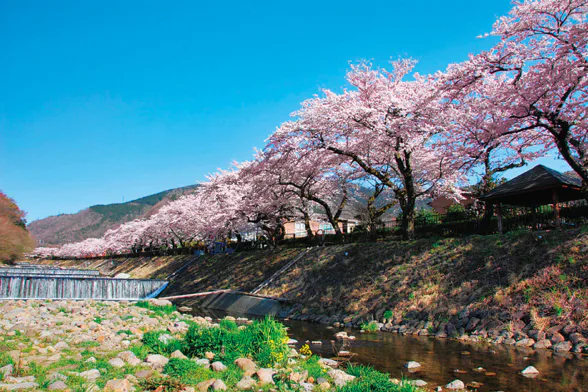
[
  {"left": 36, "top": 228, "right": 588, "bottom": 356},
  {"left": 1, "top": 299, "right": 421, "bottom": 391}
]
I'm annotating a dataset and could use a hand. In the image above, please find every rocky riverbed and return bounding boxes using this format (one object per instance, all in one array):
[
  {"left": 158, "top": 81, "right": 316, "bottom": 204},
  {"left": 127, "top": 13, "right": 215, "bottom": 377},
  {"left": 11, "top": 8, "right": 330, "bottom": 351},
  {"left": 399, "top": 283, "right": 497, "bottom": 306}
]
[{"left": 0, "top": 299, "right": 414, "bottom": 392}]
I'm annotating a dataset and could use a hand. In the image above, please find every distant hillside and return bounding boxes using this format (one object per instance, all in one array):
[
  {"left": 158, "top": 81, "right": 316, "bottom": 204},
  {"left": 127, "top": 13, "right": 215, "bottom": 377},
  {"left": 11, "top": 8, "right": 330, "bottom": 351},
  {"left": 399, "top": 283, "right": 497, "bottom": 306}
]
[{"left": 28, "top": 185, "right": 199, "bottom": 245}]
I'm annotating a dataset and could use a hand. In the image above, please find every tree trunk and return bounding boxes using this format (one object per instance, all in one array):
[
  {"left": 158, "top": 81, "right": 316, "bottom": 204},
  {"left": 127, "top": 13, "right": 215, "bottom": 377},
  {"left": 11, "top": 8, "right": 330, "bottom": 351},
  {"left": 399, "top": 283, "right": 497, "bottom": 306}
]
[
  {"left": 399, "top": 199, "right": 416, "bottom": 240},
  {"left": 303, "top": 212, "right": 315, "bottom": 242}
]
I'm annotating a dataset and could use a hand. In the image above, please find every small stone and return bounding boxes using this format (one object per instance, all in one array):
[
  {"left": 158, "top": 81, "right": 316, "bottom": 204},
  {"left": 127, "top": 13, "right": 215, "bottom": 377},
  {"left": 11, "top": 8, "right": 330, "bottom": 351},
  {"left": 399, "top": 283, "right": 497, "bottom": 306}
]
[
  {"left": 235, "top": 376, "right": 256, "bottom": 390},
  {"left": 521, "top": 366, "right": 539, "bottom": 376},
  {"left": 553, "top": 341, "right": 573, "bottom": 352},
  {"left": 445, "top": 379, "right": 465, "bottom": 389},
  {"left": 404, "top": 361, "right": 421, "bottom": 369},
  {"left": 47, "top": 380, "right": 68, "bottom": 390},
  {"left": 212, "top": 379, "right": 227, "bottom": 390},
  {"left": 550, "top": 332, "right": 565, "bottom": 343},
  {"left": 108, "top": 358, "right": 126, "bottom": 368},
  {"left": 0, "top": 364, "right": 13, "bottom": 377},
  {"left": 411, "top": 380, "right": 428, "bottom": 387},
  {"left": 318, "top": 358, "right": 339, "bottom": 368},
  {"left": 54, "top": 341, "right": 69, "bottom": 350},
  {"left": 171, "top": 350, "right": 188, "bottom": 360},
  {"left": 196, "top": 379, "right": 215, "bottom": 392},
  {"left": 134, "top": 370, "right": 154, "bottom": 379},
  {"left": 0, "top": 382, "right": 39, "bottom": 390},
  {"left": 234, "top": 358, "right": 256, "bottom": 376},
  {"left": 327, "top": 369, "right": 355, "bottom": 387},
  {"left": 516, "top": 338, "right": 535, "bottom": 347},
  {"left": 104, "top": 379, "right": 132, "bottom": 392},
  {"left": 148, "top": 299, "right": 172, "bottom": 307},
  {"left": 80, "top": 369, "right": 101, "bottom": 381},
  {"left": 211, "top": 361, "right": 227, "bottom": 372},
  {"left": 256, "top": 368, "right": 275, "bottom": 385},
  {"left": 145, "top": 354, "right": 169, "bottom": 369},
  {"left": 533, "top": 339, "right": 552, "bottom": 349},
  {"left": 205, "top": 351, "right": 215, "bottom": 360}
]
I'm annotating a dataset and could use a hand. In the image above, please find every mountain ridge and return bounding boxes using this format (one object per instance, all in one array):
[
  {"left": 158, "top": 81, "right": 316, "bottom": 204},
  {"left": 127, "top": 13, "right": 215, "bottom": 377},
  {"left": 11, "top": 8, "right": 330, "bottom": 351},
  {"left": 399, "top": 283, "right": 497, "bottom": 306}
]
[{"left": 28, "top": 185, "right": 199, "bottom": 246}]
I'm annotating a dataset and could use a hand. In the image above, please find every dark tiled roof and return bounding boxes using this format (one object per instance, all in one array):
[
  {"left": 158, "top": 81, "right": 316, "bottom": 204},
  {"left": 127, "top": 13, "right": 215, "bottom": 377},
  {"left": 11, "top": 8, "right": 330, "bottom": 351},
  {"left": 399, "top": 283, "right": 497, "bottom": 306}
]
[{"left": 479, "top": 165, "right": 583, "bottom": 203}]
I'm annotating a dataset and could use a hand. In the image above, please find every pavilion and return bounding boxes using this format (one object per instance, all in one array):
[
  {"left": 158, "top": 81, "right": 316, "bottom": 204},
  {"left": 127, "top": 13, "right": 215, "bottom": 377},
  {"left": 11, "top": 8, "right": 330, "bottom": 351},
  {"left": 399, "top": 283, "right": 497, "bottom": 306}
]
[{"left": 479, "top": 165, "right": 585, "bottom": 232}]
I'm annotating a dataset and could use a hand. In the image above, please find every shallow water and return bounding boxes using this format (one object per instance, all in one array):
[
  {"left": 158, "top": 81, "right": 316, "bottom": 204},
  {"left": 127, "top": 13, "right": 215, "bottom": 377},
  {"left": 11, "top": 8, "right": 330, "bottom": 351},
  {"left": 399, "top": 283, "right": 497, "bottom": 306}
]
[{"left": 191, "top": 308, "right": 587, "bottom": 392}]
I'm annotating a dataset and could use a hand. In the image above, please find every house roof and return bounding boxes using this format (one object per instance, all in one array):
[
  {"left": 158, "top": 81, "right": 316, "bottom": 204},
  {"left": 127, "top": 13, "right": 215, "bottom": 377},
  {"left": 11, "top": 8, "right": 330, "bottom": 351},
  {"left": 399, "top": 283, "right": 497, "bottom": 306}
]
[{"left": 479, "top": 165, "right": 584, "bottom": 206}]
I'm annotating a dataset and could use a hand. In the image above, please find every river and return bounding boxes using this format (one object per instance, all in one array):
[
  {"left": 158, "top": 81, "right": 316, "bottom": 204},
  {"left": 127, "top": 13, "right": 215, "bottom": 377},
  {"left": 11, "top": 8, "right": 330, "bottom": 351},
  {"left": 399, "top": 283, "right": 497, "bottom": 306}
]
[{"left": 191, "top": 308, "right": 587, "bottom": 392}]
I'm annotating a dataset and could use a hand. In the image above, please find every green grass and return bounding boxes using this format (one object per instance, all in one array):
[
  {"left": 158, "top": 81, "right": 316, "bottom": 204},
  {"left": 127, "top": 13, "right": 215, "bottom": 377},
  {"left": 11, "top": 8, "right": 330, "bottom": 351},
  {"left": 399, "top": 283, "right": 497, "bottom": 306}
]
[
  {"left": 339, "top": 365, "right": 422, "bottom": 392},
  {"left": 76, "top": 341, "right": 101, "bottom": 348},
  {"left": 135, "top": 300, "right": 177, "bottom": 316},
  {"left": 141, "top": 330, "right": 184, "bottom": 355},
  {"left": 298, "top": 355, "right": 330, "bottom": 379},
  {"left": 182, "top": 316, "right": 289, "bottom": 367}
]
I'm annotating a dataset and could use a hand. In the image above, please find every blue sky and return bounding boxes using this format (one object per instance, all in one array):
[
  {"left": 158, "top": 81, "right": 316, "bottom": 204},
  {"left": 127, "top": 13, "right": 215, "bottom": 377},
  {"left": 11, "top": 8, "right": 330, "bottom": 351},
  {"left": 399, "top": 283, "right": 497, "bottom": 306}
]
[{"left": 0, "top": 0, "right": 571, "bottom": 221}]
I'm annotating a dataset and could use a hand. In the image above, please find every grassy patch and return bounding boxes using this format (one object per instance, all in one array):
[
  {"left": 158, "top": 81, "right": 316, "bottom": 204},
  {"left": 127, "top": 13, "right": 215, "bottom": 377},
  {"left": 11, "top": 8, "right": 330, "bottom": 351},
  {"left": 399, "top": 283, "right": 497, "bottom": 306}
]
[
  {"left": 135, "top": 300, "right": 177, "bottom": 316},
  {"left": 340, "top": 365, "right": 421, "bottom": 392},
  {"left": 183, "top": 316, "right": 289, "bottom": 367}
]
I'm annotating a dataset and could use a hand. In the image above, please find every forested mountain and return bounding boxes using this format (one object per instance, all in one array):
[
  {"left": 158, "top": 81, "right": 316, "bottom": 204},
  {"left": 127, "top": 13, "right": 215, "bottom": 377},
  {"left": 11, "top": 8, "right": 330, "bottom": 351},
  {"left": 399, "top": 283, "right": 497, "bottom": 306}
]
[
  {"left": 0, "top": 191, "right": 35, "bottom": 262},
  {"left": 28, "top": 185, "right": 198, "bottom": 245}
]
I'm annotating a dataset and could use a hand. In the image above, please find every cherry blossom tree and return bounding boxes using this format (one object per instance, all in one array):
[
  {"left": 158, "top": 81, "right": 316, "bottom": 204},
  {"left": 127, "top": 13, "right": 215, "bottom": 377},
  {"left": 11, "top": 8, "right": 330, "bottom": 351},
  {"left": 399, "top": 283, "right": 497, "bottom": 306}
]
[
  {"left": 262, "top": 134, "right": 360, "bottom": 240},
  {"left": 277, "top": 60, "right": 463, "bottom": 239},
  {"left": 445, "top": 0, "right": 588, "bottom": 184},
  {"left": 440, "top": 74, "right": 547, "bottom": 193}
]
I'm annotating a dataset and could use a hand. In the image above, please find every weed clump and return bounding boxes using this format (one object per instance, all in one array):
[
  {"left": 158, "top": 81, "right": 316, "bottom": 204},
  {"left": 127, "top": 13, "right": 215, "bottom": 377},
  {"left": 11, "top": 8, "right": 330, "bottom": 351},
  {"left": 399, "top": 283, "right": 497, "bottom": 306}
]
[
  {"left": 183, "top": 316, "right": 289, "bottom": 367},
  {"left": 135, "top": 300, "right": 176, "bottom": 316}
]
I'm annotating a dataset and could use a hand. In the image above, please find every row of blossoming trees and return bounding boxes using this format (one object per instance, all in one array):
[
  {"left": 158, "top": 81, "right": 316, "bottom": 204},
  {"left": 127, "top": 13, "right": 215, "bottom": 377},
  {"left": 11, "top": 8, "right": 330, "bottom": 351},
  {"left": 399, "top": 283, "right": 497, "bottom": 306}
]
[{"left": 33, "top": 0, "right": 587, "bottom": 259}]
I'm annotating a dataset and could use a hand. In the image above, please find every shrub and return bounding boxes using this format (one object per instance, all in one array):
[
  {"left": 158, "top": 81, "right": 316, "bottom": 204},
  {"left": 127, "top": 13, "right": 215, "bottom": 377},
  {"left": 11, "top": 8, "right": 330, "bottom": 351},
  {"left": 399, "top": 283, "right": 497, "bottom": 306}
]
[
  {"left": 183, "top": 316, "right": 290, "bottom": 367},
  {"left": 383, "top": 310, "right": 393, "bottom": 320},
  {"left": 360, "top": 321, "right": 380, "bottom": 332}
]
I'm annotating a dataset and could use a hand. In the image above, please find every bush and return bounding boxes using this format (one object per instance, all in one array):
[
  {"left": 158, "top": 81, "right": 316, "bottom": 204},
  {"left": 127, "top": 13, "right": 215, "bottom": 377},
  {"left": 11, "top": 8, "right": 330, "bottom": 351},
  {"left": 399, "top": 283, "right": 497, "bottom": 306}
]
[
  {"left": 183, "top": 316, "right": 289, "bottom": 367},
  {"left": 360, "top": 321, "right": 380, "bottom": 332}
]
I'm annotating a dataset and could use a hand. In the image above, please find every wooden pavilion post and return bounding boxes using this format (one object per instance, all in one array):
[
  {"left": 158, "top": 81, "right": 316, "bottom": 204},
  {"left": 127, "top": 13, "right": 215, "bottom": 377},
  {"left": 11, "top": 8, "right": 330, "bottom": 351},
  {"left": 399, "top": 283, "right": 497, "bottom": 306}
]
[
  {"left": 552, "top": 188, "right": 561, "bottom": 229},
  {"left": 496, "top": 203, "right": 503, "bottom": 234}
]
